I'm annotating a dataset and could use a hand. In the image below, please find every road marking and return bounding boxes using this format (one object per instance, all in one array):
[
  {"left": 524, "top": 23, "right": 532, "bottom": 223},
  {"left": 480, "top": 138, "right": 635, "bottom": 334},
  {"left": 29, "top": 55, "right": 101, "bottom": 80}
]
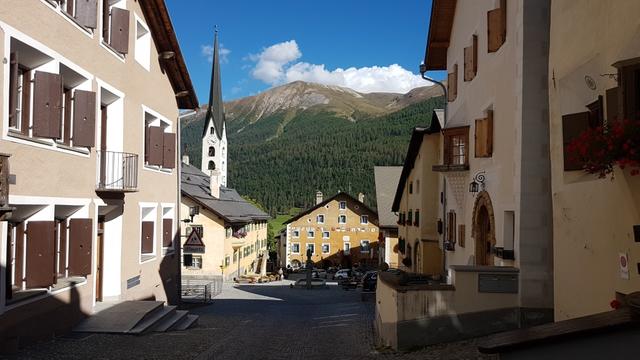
[{"left": 312, "top": 313, "right": 358, "bottom": 320}]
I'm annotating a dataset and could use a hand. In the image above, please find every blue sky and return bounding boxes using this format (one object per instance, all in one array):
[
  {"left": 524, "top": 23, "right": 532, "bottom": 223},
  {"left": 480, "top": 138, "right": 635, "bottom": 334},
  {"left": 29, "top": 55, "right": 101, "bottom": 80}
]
[{"left": 166, "top": 0, "right": 443, "bottom": 103}]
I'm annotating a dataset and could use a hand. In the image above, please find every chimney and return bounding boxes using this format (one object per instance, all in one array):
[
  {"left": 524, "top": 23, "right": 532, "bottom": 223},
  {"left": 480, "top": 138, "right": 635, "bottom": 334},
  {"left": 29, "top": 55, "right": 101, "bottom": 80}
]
[
  {"left": 358, "top": 192, "right": 365, "bottom": 203},
  {"left": 316, "top": 191, "right": 323, "bottom": 205},
  {"left": 182, "top": 154, "right": 189, "bottom": 165},
  {"left": 210, "top": 170, "right": 221, "bottom": 199}
]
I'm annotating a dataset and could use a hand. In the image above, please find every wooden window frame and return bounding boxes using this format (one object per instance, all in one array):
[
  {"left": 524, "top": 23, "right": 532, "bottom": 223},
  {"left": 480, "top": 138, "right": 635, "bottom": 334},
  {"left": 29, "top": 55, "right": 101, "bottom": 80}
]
[
  {"left": 488, "top": 0, "right": 507, "bottom": 53},
  {"left": 464, "top": 35, "right": 478, "bottom": 82},
  {"left": 475, "top": 110, "right": 494, "bottom": 158},
  {"left": 443, "top": 126, "right": 470, "bottom": 166}
]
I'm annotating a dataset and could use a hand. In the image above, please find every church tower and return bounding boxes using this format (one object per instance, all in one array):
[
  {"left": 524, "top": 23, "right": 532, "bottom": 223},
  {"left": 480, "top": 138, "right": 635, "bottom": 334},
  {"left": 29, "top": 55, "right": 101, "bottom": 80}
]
[{"left": 201, "top": 30, "right": 228, "bottom": 186}]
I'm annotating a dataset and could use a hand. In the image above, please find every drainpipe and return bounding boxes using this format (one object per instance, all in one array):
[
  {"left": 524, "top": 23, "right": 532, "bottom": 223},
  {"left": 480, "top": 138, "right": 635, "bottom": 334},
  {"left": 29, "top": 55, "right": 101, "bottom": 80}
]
[{"left": 420, "top": 66, "right": 448, "bottom": 279}]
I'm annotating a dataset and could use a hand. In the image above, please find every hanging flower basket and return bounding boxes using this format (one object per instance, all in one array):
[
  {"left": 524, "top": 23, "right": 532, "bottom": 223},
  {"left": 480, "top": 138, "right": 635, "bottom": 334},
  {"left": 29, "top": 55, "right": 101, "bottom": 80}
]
[{"left": 567, "top": 119, "right": 640, "bottom": 178}]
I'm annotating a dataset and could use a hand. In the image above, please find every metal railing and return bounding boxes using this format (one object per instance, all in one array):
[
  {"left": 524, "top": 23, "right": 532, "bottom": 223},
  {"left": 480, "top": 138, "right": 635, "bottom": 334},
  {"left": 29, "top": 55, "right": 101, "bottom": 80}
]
[
  {"left": 181, "top": 276, "right": 223, "bottom": 303},
  {"left": 96, "top": 150, "right": 138, "bottom": 192}
]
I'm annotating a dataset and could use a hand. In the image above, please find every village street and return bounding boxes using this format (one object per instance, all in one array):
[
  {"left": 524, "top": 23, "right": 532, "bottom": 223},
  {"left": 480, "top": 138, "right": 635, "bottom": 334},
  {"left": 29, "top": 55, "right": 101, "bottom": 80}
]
[{"left": 7, "top": 278, "right": 493, "bottom": 360}]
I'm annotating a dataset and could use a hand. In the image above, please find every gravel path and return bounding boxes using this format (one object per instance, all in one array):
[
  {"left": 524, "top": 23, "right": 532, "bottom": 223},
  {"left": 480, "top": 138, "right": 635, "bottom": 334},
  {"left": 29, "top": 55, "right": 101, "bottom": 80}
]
[{"left": 7, "top": 280, "right": 495, "bottom": 360}]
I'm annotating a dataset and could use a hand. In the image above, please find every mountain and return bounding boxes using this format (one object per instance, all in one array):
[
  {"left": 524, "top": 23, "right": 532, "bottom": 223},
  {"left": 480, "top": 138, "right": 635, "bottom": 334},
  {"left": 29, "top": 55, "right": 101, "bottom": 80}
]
[{"left": 181, "top": 81, "right": 444, "bottom": 214}]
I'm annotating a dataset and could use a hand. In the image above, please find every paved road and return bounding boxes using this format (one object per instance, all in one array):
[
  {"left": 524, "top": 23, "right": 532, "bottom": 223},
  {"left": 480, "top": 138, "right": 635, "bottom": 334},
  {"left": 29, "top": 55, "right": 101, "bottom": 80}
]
[{"left": 7, "top": 280, "right": 494, "bottom": 360}]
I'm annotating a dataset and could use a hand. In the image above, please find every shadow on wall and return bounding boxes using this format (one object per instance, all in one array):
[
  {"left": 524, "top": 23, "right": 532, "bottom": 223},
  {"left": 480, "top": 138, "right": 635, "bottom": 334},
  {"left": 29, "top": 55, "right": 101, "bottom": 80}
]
[
  {"left": 294, "top": 244, "right": 381, "bottom": 270},
  {"left": 0, "top": 267, "right": 88, "bottom": 354},
  {"left": 157, "top": 229, "right": 181, "bottom": 305}
]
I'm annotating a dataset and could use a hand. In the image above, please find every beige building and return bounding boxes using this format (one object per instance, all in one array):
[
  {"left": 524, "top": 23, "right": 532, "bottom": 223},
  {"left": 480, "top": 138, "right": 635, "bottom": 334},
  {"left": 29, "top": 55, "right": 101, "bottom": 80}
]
[
  {"left": 391, "top": 112, "right": 443, "bottom": 275},
  {"left": 548, "top": 0, "right": 640, "bottom": 321},
  {"left": 377, "top": 0, "right": 554, "bottom": 350},
  {"left": 284, "top": 192, "right": 379, "bottom": 270},
  {"left": 373, "top": 166, "right": 402, "bottom": 269},
  {"left": 0, "top": 0, "right": 198, "bottom": 349},
  {"left": 181, "top": 162, "right": 269, "bottom": 281}
]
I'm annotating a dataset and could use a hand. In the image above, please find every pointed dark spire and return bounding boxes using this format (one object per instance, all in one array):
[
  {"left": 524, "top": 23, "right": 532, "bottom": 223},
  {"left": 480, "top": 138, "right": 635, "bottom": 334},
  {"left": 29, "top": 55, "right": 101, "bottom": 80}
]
[{"left": 202, "top": 29, "right": 225, "bottom": 140}]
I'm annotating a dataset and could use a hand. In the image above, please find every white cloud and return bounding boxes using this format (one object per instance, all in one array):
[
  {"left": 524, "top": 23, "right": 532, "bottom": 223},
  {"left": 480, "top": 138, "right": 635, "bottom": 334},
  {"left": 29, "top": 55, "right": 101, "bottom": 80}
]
[
  {"left": 248, "top": 40, "right": 427, "bottom": 93},
  {"left": 202, "top": 43, "right": 231, "bottom": 64}
]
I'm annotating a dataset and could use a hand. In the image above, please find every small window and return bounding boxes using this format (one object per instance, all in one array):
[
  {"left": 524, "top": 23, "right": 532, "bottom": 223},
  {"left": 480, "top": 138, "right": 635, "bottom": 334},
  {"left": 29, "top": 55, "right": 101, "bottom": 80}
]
[
  {"left": 443, "top": 127, "right": 470, "bottom": 166},
  {"left": 292, "top": 243, "right": 300, "bottom": 253},
  {"left": 322, "top": 244, "right": 330, "bottom": 254},
  {"left": 102, "top": 0, "right": 130, "bottom": 55},
  {"left": 209, "top": 146, "right": 215, "bottom": 157},
  {"left": 306, "top": 243, "right": 315, "bottom": 255},
  {"left": 316, "top": 214, "right": 325, "bottom": 224},
  {"left": 134, "top": 17, "right": 151, "bottom": 70},
  {"left": 360, "top": 215, "right": 368, "bottom": 224},
  {"left": 322, "top": 231, "right": 330, "bottom": 239},
  {"left": 224, "top": 256, "right": 230, "bottom": 267},
  {"left": 360, "top": 240, "right": 370, "bottom": 253},
  {"left": 408, "top": 211, "right": 413, "bottom": 225},
  {"left": 409, "top": 182, "right": 413, "bottom": 194},
  {"left": 339, "top": 201, "right": 347, "bottom": 210},
  {"left": 488, "top": 0, "right": 507, "bottom": 53},
  {"left": 414, "top": 210, "right": 420, "bottom": 227},
  {"left": 189, "top": 255, "right": 202, "bottom": 269},
  {"left": 292, "top": 230, "right": 300, "bottom": 238},
  {"left": 338, "top": 215, "right": 347, "bottom": 224},
  {"left": 343, "top": 242, "right": 351, "bottom": 255},
  {"left": 475, "top": 111, "right": 494, "bottom": 158},
  {"left": 307, "top": 230, "right": 315, "bottom": 238},
  {"left": 208, "top": 161, "right": 216, "bottom": 170},
  {"left": 464, "top": 35, "right": 478, "bottom": 81},
  {"left": 144, "top": 110, "right": 176, "bottom": 170},
  {"left": 447, "top": 64, "right": 458, "bottom": 102},
  {"left": 210, "top": 127, "right": 215, "bottom": 135}
]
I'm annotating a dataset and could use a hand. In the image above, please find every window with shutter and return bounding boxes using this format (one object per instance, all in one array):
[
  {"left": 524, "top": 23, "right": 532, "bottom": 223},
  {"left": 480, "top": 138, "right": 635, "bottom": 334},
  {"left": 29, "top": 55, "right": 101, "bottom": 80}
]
[
  {"left": 33, "top": 71, "right": 62, "bottom": 139},
  {"left": 141, "top": 221, "right": 154, "bottom": 254},
  {"left": 25, "top": 221, "right": 56, "bottom": 289},
  {"left": 147, "top": 126, "right": 164, "bottom": 166},
  {"left": 163, "top": 219, "right": 173, "bottom": 248},
  {"left": 443, "top": 127, "right": 470, "bottom": 165},
  {"left": 68, "top": 218, "right": 92, "bottom": 276},
  {"left": 619, "top": 64, "right": 640, "bottom": 120},
  {"left": 163, "top": 132, "right": 176, "bottom": 169},
  {"left": 109, "top": 7, "right": 130, "bottom": 54},
  {"left": 75, "top": 0, "right": 98, "bottom": 29},
  {"left": 447, "top": 64, "right": 458, "bottom": 102},
  {"left": 475, "top": 111, "right": 494, "bottom": 158},
  {"left": 62, "top": 88, "right": 73, "bottom": 145},
  {"left": 586, "top": 96, "right": 604, "bottom": 128},
  {"left": 464, "top": 35, "right": 478, "bottom": 82},
  {"left": 57, "top": 219, "right": 67, "bottom": 278},
  {"left": 8, "top": 53, "right": 18, "bottom": 129},
  {"left": 72, "top": 90, "right": 96, "bottom": 147},
  {"left": 562, "top": 112, "right": 590, "bottom": 171},
  {"left": 447, "top": 211, "right": 456, "bottom": 246},
  {"left": 487, "top": 0, "right": 507, "bottom": 53}
]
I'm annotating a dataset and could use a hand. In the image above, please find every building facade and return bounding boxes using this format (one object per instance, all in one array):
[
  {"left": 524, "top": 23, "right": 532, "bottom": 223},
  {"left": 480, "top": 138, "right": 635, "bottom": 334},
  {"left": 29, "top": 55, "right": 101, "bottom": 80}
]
[
  {"left": 181, "top": 163, "right": 269, "bottom": 281},
  {"left": 373, "top": 166, "right": 402, "bottom": 269},
  {"left": 548, "top": 0, "right": 640, "bottom": 321},
  {"left": 284, "top": 192, "right": 379, "bottom": 270},
  {"left": 0, "top": 0, "right": 198, "bottom": 349}
]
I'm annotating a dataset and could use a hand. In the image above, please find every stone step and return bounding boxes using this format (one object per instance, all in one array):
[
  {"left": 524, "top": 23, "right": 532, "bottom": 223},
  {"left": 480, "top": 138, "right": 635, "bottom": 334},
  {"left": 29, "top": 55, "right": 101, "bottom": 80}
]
[
  {"left": 128, "top": 305, "right": 177, "bottom": 334},
  {"left": 171, "top": 314, "right": 199, "bottom": 331},
  {"left": 74, "top": 301, "right": 165, "bottom": 333},
  {"left": 153, "top": 310, "right": 189, "bottom": 332}
]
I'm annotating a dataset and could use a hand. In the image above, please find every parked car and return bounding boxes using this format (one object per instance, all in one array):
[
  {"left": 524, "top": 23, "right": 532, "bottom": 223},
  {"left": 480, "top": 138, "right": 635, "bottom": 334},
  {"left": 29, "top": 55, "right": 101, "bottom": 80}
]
[
  {"left": 333, "top": 269, "right": 352, "bottom": 280},
  {"left": 312, "top": 268, "right": 327, "bottom": 279},
  {"left": 361, "top": 271, "right": 378, "bottom": 292}
]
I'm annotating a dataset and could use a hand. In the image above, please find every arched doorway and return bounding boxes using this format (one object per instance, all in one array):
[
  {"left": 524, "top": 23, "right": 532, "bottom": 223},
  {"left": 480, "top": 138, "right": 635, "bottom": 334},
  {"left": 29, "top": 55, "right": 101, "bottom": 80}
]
[{"left": 472, "top": 191, "right": 496, "bottom": 266}]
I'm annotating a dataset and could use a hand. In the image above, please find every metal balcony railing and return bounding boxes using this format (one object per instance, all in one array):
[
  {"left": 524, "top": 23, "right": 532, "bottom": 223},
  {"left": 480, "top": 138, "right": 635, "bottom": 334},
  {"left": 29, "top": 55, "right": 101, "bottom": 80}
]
[{"left": 96, "top": 150, "right": 138, "bottom": 192}]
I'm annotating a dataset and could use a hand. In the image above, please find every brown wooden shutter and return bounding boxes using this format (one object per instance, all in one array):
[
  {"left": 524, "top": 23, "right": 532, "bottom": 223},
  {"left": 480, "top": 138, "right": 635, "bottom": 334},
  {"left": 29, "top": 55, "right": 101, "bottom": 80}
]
[
  {"left": 141, "top": 221, "right": 154, "bottom": 254},
  {"left": 147, "top": 126, "right": 164, "bottom": 166},
  {"left": 464, "top": 36, "right": 477, "bottom": 82},
  {"left": 162, "top": 132, "right": 176, "bottom": 169},
  {"left": 488, "top": 7, "right": 506, "bottom": 53},
  {"left": 21, "top": 70, "right": 32, "bottom": 135},
  {"left": 606, "top": 87, "right": 620, "bottom": 123},
  {"left": 163, "top": 219, "right": 173, "bottom": 247},
  {"left": 57, "top": 220, "right": 67, "bottom": 277},
  {"left": 562, "top": 112, "right": 590, "bottom": 171},
  {"left": 447, "top": 64, "right": 458, "bottom": 102},
  {"left": 587, "top": 95, "right": 604, "bottom": 128},
  {"left": 72, "top": 90, "right": 96, "bottom": 147},
  {"left": 68, "top": 218, "right": 93, "bottom": 276},
  {"left": 26, "top": 221, "right": 56, "bottom": 288},
  {"left": 443, "top": 132, "right": 452, "bottom": 165},
  {"left": 62, "top": 88, "right": 72, "bottom": 145},
  {"left": 8, "top": 53, "right": 18, "bottom": 128},
  {"left": 75, "top": 0, "right": 98, "bottom": 29},
  {"left": 109, "top": 7, "right": 130, "bottom": 54},
  {"left": 447, "top": 212, "right": 456, "bottom": 244},
  {"left": 33, "top": 71, "right": 62, "bottom": 139},
  {"left": 458, "top": 224, "right": 465, "bottom": 247},
  {"left": 14, "top": 223, "right": 25, "bottom": 286},
  {"left": 475, "top": 111, "right": 494, "bottom": 158}
]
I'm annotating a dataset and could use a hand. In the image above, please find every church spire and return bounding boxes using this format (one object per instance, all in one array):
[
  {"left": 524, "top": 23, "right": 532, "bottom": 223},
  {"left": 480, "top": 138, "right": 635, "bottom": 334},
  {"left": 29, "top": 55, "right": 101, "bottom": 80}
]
[{"left": 203, "top": 29, "right": 225, "bottom": 140}]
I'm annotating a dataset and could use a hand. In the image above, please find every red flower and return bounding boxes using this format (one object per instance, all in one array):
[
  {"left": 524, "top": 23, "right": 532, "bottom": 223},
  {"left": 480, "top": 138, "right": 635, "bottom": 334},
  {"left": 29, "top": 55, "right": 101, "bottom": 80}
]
[{"left": 610, "top": 299, "right": 622, "bottom": 310}]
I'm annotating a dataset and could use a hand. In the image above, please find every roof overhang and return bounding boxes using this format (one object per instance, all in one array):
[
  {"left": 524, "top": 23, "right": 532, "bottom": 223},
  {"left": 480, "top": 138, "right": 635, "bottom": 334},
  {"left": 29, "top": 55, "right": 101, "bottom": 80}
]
[
  {"left": 139, "top": 0, "right": 199, "bottom": 109},
  {"left": 424, "top": 0, "right": 457, "bottom": 71}
]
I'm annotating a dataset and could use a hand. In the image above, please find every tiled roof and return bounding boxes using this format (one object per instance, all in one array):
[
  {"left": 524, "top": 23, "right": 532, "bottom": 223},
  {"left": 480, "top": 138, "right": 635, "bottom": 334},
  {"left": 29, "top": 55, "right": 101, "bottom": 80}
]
[
  {"left": 181, "top": 163, "right": 270, "bottom": 224},
  {"left": 374, "top": 166, "right": 402, "bottom": 228}
]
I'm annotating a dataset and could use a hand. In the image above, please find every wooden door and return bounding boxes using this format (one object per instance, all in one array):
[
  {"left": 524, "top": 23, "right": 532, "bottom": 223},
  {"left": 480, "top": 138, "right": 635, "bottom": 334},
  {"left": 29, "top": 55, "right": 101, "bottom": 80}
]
[
  {"left": 476, "top": 206, "right": 492, "bottom": 266},
  {"left": 96, "top": 217, "right": 104, "bottom": 301}
]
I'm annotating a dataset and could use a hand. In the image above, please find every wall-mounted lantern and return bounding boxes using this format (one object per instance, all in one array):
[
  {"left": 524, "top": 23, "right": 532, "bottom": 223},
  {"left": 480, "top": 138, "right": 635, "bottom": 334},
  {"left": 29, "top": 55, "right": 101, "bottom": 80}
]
[{"left": 469, "top": 170, "right": 486, "bottom": 194}]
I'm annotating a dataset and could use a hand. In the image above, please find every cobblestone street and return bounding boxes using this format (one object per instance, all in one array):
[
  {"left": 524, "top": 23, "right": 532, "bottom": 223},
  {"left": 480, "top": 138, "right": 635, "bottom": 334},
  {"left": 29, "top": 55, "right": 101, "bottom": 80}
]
[{"left": 7, "top": 280, "right": 495, "bottom": 360}]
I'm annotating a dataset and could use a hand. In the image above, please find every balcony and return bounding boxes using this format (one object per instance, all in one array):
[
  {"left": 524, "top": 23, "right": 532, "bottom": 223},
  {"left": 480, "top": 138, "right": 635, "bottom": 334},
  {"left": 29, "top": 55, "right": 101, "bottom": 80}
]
[
  {"left": 432, "top": 164, "right": 469, "bottom": 172},
  {"left": 96, "top": 151, "right": 138, "bottom": 192}
]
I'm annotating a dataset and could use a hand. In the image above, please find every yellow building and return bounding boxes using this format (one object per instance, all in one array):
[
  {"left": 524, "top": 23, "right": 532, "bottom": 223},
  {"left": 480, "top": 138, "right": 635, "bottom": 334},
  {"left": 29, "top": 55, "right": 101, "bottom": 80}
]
[
  {"left": 391, "top": 112, "right": 443, "bottom": 276},
  {"left": 181, "top": 162, "right": 269, "bottom": 281},
  {"left": 284, "top": 192, "right": 379, "bottom": 270},
  {"left": 548, "top": 0, "right": 640, "bottom": 321}
]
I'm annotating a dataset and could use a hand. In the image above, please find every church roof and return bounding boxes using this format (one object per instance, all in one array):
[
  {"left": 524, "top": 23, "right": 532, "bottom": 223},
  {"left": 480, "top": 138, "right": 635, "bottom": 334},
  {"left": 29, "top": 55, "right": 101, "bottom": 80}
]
[
  {"left": 181, "top": 163, "right": 270, "bottom": 224},
  {"left": 202, "top": 31, "right": 226, "bottom": 140}
]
